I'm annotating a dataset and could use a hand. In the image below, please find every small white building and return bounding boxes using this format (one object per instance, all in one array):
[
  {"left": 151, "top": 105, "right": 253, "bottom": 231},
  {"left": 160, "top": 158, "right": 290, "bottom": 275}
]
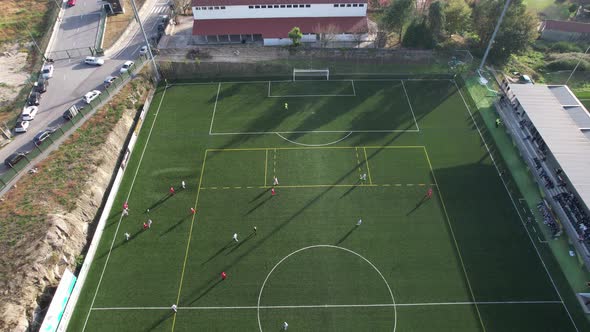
[{"left": 191, "top": 0, "right": 369, "bottom": 45}]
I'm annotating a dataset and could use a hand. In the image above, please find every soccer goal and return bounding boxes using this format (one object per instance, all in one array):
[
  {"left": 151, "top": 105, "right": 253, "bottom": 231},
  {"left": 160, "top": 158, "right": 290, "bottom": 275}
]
[{"left": 293, "top": 68, "right": 330, "bottom": 81}]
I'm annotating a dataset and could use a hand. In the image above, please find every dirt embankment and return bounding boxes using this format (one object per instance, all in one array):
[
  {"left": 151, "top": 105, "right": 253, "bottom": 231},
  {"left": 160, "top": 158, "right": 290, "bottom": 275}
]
[{"left": 0, "top": 74, "right": 153, "bottom": 331}]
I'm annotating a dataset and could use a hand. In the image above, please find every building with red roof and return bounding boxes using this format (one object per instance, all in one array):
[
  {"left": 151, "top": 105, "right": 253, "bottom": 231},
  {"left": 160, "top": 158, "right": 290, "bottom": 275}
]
[{"left": 191, "top": 0, "right": 369, "bottom": 45}]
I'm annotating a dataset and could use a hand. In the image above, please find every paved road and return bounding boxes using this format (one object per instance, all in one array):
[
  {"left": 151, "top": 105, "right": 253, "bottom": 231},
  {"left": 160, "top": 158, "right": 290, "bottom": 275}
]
[{"left": 0, "top": 0, "right": 168, "bottom": 174}]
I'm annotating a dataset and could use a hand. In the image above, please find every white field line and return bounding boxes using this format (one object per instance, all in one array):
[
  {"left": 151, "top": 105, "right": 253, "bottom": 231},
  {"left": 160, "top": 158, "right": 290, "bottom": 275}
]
[
  {"left": 208, "top": 83, "right": 221, "bottom": 135},
  {"left": 210, "top": 129, "right": 419, "bottom": 135},
  {"left": 351, "top": 80, "right": 357, "bottom": 96},
  {"left": 267, "top": 81, "right": 271, "bottom": 98},
  {"left": 453, "top": 81, "right": 579, "bottom": 332},
  {"left": 275, "top": 132, "right": 353, "bottom": 146},
  {"left": 401, "top": 80, "right": 420, "bottom": 132},
  {"left": 91, "top": 300, "right": 563, "bottom": 311},
  {"left": 162, "top": 78, "right": 453, "bottom": 88},
  {"left": 268, "top": 94, "right": 356, "bottom": 98},
  {"left": 81, "top": 87, "right": 169, "bottom": 332}
]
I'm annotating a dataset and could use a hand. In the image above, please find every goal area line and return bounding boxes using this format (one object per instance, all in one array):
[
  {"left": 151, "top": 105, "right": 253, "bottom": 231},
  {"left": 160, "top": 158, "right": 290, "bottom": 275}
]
[{"left": 91, "top": 300, "right": 563, "bottom": 311}]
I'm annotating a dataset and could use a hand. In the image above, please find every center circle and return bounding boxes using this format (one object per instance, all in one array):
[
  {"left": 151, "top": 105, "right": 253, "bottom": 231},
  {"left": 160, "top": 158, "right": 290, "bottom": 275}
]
[{"left": 256, "top": 245, "right": 396, "bottom": 331}]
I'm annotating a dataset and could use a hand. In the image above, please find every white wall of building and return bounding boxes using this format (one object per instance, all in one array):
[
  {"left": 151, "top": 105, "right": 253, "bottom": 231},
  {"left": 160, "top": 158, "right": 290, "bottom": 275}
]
[
  {"left": 193, "top": 4, "right": 366, "bottom": 20},
  {"left": 263, "top": 32, "right": 367, "bottom": 45}
]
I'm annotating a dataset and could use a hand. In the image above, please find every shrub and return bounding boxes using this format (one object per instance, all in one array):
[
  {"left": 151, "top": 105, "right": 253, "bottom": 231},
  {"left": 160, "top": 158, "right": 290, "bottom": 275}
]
[{"left": 549, "top": 41, "right": 583, "bottom": 53}]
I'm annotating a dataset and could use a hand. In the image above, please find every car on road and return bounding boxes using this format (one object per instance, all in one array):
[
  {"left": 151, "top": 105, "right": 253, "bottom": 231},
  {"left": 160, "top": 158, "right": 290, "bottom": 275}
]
[
  {"left": 33, "top": 128, "right": 58, "bottom": 146},
  {"left": 22, "top": 106, "right": 38, "bottom": 121},
  {"left": 139, "top": 45, "right": 149, "bottom": 55},
  {"left": 4, "top": 151, "right": 28, "bottom": 167},
  {"left": 67, "top": 0, "right": 76, "bottom": 6},
  {"left": 27, "top": 92, "right": 41, "bottom": 106},
  {"left": 41, "top": 64, "right": 54, "bottom": 79},
  {"left": 119, "top": 61, "right": 134, "bottom": 74},
  {"left": 14, "top": 121, "right": 30, "bottom": 133},
  {"left": 104, "top": 75, "right": 118, "bottom": 87},
  {"left": 84, "top": 56, "right": 104, "bottom": 66},
  {"left": 83, "top": 90, "right": 101, "bottom": 104},
  {"left": 34, "top": 77, "right": 49, "bottom": 93}
]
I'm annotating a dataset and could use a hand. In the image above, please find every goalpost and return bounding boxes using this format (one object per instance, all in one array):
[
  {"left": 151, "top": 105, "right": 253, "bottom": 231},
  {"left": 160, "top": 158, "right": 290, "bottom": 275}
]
[{"left": 293, "top": 68, "right": 330, "bottom": 81}]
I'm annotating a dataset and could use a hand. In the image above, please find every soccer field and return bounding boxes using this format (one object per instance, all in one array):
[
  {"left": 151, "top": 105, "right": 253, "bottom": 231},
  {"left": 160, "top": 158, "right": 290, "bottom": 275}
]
[{"left": 68, "top": 77, "right": 587, "bottom": 331}]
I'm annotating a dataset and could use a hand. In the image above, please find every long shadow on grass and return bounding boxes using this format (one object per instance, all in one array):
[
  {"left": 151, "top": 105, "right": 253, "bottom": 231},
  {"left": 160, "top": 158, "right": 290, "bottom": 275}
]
[
  {"left": 160, "top": 214, "right": 192, "bottom": 237},
  {"left": 336, "top": 226, "right": 358, "bottom": 245},
  {"left": 145, "top": 310, "right": 174, "bottom": 332},
  {"left": 185, "top": 279, "right": 224, "bottom": 306},
  {"left": 202, "top": 239, "right": 236, "bottom": 265},
  {"left": 245, "top": 195, "right": 272, "bottom": 215},
  {"left": 147, "top": 193, "right": 174, "bottom": 212},
  {"left": 226, "top": 232, "right": 256, "bottom": 255},
  {"left": 250, "top": 187, "right": 272, "bottom": 202},
  {"left": 406, "top": 195, "right": 429, "bottom": 216},
  {"left": 95, "top": 227, "right": 148, "bottom": 260}
]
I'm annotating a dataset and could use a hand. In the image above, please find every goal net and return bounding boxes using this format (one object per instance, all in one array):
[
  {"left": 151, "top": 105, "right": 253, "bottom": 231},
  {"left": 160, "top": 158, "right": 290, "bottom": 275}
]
[{"left": 293, "top": 69, "right": 330, "bottom": 81}]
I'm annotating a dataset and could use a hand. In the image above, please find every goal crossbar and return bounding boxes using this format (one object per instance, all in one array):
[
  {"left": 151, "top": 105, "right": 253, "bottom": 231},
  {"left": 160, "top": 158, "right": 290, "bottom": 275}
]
[{"left": 293, "top": 69, "right": 330, "bottom": 81}]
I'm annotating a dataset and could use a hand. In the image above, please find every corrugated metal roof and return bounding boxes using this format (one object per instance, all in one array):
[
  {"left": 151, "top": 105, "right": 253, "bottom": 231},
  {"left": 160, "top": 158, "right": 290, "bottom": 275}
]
[
  {"left": 193, "top": 16, "right": 367, "bottom": 38},
  {"left": 541, "top": 20, "right": 590, "bottom": 34},
  {"left": 510, "top": 84, "right": 590, "bottom": 208}
]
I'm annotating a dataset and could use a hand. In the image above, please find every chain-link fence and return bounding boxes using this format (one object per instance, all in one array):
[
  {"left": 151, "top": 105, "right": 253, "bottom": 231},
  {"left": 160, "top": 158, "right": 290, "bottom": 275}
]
[
  {"left": 0, "top": 55, "right": 149, "bottom": 191},
  {"left": 158, "top": 48, "right": 474, "bottom": 80}
]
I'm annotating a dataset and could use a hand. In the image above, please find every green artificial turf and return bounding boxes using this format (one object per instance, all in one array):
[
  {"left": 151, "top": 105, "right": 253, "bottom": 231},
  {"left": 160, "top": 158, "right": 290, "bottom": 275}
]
[{"left": 67, "top": 78, "right": 589, "bottom": 331}]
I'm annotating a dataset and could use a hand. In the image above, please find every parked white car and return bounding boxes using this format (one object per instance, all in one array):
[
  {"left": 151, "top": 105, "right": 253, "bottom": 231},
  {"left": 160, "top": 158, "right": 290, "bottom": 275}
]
[
  {"left": 83, "top": 90, "right": 101, "bottom": 104},
  {"left": 84, "top": 56, "right": 105, "bottom": 66},
  {"left": 22, "top": 106, "right": 39, "bottom": 121},
  {"left": 119, "top": 61, "right": 134, "bottom": 74},
  {"left": 139, "top": 45, "right": 148, "bottom": 55},
  {"left": 41, "top": 64, "right": 54, "bottom": 79}
]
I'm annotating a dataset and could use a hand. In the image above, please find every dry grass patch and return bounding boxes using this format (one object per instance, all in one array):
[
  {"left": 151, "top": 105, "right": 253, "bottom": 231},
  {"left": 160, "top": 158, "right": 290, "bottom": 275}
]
[{"left": 103, "top": 0, "right": 147, "bottom": 49}]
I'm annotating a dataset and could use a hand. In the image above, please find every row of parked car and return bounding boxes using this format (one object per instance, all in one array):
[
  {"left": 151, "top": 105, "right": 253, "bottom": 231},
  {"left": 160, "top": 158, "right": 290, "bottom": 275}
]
[{"left": 7, "top": 53, "right": 141, "bottom": 168}]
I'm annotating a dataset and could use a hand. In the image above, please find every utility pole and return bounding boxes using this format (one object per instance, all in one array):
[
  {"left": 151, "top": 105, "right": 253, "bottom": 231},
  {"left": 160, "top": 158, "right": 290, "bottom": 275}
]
[
  {"left": 565, "top": 45, "right": 590, "bottom": 85},
  {"left": 478, "top": 0, "right": 512, "bottom": 72},
  {"left": 129, "top": 0, "right": 161, "bottom": 81}
]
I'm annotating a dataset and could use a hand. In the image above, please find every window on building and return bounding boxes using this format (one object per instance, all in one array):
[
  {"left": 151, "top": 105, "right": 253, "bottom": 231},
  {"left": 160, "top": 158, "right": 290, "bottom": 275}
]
[
  {"left": 214, "top": 6, "right": 219, "bottom": 9},
  {"left": 221, "top": 6, "right": 225, "bottom": 9},
  {"left": 274, "top": 5, "right": 279, "bottom": 7},
  {"left": 280, "top": 4, "right": 285, "bottom": 7},
  {"left": 208, "top": 6, "right": 213, "bottom": 9},
  {"left": 305, "top": 4, "right": 310, "bottom": 7},
  {"left": 346, "top": 3, "right": 351, "bottom": 6},
  {"left": 261, "top": 5, "right": 266, "bottom": 7},
  {"left": 255, "top": 5, "right": 260, "bottom": 8},
  {"left": 359, "top": 3, "right": 364, "bottom": 6},
  {"left": 334, "top": 4, "right": 338, "bottom": 6},
  {"left": 286, "top": 4, "right": 291, "bottom": 7},
  {"left": 201, "top": 6, "right": 206, "bottom": 9},
  {"left": 249, "top": 5, "right": 253, "bottom": 8},
  {"left": 353, "top": 3, "right": 357, "bottom": 6}
]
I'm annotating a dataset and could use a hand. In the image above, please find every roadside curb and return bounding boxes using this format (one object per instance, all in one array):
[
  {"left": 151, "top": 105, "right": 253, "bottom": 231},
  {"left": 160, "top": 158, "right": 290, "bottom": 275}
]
[{"left": 45, "top": 0, "right": 66, "bottom": 60}]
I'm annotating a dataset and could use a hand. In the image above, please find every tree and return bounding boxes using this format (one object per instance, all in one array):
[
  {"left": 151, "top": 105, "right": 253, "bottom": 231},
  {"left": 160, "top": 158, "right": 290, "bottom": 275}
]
[
  {"left": 427, "top": 1, "right": 445, "bottom": 41},
  {"left": 350, "top": 20, "right": 370, "bottom": 47},
  {"left": 380, "top": 0, "right": 415, "bottom": 44},
  {"left": 402, "top": 17, "right": 435, "bottom": 48},
  {"left": 173, "top": 0, "right": 192, "bottom": 15},
  {"left": 473, "top": 0, "right": 538, "bottom": 63},
  {"left": 313, "top": 24, "right": 340, "bottom": 48},
  {"left": 444, "top": 0, "right": 471, "bottom": 35},
  {"left": 288, "top": 27, "right": 303, "bottom": 46}
]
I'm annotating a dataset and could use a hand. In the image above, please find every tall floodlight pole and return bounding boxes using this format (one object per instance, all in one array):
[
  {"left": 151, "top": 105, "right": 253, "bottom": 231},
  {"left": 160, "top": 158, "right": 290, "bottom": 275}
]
[
  {"left": 565, "top": 45, "right": 590, "bottom": 85},
  {"left": 478, "top": 0, "right": 512, "bottom": 72},
  {"left": 129, "top": 0, "right": 161, "bottom": 81}
]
